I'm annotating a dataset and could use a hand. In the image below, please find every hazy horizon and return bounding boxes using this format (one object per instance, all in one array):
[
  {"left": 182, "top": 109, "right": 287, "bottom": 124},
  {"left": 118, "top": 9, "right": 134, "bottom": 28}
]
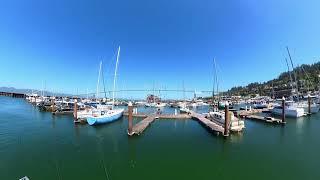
[{"left": 1, "top": 0, "right": 320, "bottom": 99}]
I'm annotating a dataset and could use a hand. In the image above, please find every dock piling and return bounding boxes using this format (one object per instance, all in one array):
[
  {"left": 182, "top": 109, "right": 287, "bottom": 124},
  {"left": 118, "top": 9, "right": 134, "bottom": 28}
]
[
  {"left": 281, "top": 97, "right": 286, "bottom": 124},
  {"left": 224, "top": 101, "right": 229, "bottom": 136},
  {"left": 74, "top": 99, "right": 77, "bottom": 122},
  {"left": 128, "top": 102, "right": 133, "bottom": 135},
  {"left": 308, "top": 94, "right": 311, "bottom": 115}
]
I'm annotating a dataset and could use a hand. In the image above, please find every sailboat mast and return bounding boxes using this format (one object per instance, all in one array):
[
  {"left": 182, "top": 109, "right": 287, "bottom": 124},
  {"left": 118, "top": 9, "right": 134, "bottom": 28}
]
[
  {"left": 212, "top": 59, "right": 215, "bottom": 105},
  {"left": 213, "top": 58, "right": 219, "bottom": 101},
  {"left": 86, "top": 88, "right": 89, "bottom": 99},
  {"left": 96, "top": 61, "right": 102, "bottom": 99},
  {"left": 101, "top": 62, "right": 107, "bottom": 99},
  {"left": 285, "top": 58, "right": 294, "bottom": 95},
  {"left": 183, "top": 81, "right": 186, "bottom": 103},
  {"left": 286, "top": 46, "right": 299, "bottom": 93},
  {"left": 112, "top": 46, "right": 121, "bottom": 109}
]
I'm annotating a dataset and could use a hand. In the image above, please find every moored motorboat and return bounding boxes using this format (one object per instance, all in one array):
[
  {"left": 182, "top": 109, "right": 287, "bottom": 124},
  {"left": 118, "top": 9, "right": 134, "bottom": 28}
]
[
  {"left": 271, "top": 101, "right": 305, "bottom": 118},
  {"left": 208, "top": 111, "right": 245, "bottom": 131}
]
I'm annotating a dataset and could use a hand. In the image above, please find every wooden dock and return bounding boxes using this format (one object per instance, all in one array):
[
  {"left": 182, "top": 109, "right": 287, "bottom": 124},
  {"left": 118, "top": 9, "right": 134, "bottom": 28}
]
[
  {"left": 190, "top": 112, "right": 225, "bottom": 135},
  {"left": 0, "top": 92, "right": 25, "bottom": 98},
  {"left": 238, "top": 108, "right": 271, "bottom": 118},
  {"left": 123, "top": 111, "right": 191, "bottom": 119},
  {"left": 123, "top": 112, "right": 148, "bottom": 118},
  {"left": 52, "top": 111, "right": 73, "bottom": 115},
  {"left": 127, "top": 111, "right": 244, "bottom": 137},
  {"left": 246, "top": 115, "right": 282, "bottom": 124},
  {"left": 128, "top": 115, "right": 157, "bottom": 136}
]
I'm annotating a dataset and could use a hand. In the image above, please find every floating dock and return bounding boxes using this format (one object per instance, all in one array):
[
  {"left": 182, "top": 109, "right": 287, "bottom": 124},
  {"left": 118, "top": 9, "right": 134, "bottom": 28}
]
[
  {"left": 128, "top": 115, "right": 157, "bottom": 136},
  {"left": 0, "top": 92, "right": 25, "bottom": 98},
  {"left": 123, "top": 111, "right": 190, "bottom": 119},
  {"left": 238, "top": 108, "right": 271, "bottom": 118},
  {"left": 190, "top": 112, "right": 225, "bottom": 135},
  {"left": 127, "top": 110, "right": 246, "bottom": 137},
  {"left": 246, "top": 115, "right": 282, "bottom": 124}
]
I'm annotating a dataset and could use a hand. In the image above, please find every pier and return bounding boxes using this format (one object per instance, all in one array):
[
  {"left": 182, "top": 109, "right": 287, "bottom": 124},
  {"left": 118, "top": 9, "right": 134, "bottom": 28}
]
[
  {"left": 238, "top": 108, "right": 271, "bottom": 118},
  {"left": 127, "top": 112, "right": 226, "bottom": 136},
  {"left": 0, "top": 92, "right": 25, "bottom": 98},
  {"left": 128, "top": 114, "right": 157, "bottom": 136},
  {"left": 123, "top": 111, "right": 190, "bottom": 119},
  {"left": 190, "top": 112, "right": 225, "bottom": 135}
]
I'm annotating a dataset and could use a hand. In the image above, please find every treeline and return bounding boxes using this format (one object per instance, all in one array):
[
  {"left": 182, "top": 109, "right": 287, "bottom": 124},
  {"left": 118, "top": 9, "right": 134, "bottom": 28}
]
[{"left": 227, "top": 61, "right": 320, "bottom": 97}]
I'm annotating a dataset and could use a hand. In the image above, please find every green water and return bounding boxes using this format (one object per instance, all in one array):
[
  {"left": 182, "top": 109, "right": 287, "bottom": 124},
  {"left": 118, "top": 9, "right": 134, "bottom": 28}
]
[{"left": 1, "top": 96, "right": 320, "bottom": 180}]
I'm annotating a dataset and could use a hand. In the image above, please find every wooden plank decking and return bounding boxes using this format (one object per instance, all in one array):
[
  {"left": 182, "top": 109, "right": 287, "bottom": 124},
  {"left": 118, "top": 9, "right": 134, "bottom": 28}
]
[
  {"left": 129, "top": 115, "right": 157, "bottom": 136},
  {"left": 190, "top": 112, "right": 225, "bottom": 135},
  {"left": 123, "top": 112, "right": 191, "bottom": 119}
]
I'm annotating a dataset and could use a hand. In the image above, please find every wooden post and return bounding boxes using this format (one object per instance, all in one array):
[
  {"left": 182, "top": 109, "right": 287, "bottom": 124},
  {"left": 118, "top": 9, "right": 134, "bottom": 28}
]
[
  {"left": 281, "top": 97, "right": 285, "bottom": 124},
  {"left": 51, "top": 97, "right": 55, "bottom": 112},
  {"left": 308, "top": 94, "right": 311, "bottom": 115},
  {"left": 128, "top": 102, "right": 133, "bottom": 135},
  {"left": 224, "top": 101, "right": 229, "bottom": 136},
  {"left": 74, "top": 98, "right": 78, "bottom": 122}
]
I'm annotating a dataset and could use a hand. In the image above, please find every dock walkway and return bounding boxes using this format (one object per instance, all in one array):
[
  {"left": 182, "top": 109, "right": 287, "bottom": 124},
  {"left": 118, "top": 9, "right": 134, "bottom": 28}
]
[
  {"left": 190, "top": 112, "right": 225, "bottom": 135},
  {"left": 246, "top": 115, "right": 282, "bottom": 124},
  {"left": 129, "top": 115, "right": 157, "bottom": 136},
  {"left": 123, "top": 112, "right": 191, "bottom": 119}
]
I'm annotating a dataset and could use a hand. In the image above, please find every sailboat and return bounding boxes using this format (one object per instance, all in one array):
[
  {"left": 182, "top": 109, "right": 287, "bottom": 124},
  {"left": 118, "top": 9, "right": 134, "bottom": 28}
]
[
  {"left": 179, "top": 81, "right": 190, "bottom": 113},
  {"left": 271, "top": 47, "right": 305, "bottom": 117},
  {"left": 84, "top": 46, "right": 124, "bottom": 125}
]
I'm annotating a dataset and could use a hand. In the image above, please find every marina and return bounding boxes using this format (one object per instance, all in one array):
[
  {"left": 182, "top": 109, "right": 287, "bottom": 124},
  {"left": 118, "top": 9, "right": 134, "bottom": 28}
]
[
  {"left": 1, "top": 96, "right": 320, "bottom": 179},
  {"left": 1, "top": 1, "right": 320, "bottom": 179}
]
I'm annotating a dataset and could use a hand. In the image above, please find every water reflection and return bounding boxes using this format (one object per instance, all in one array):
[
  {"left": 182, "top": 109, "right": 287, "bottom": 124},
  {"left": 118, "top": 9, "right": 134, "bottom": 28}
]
[
  {"left": 228, "top": 132, "right": 244, "bottom": 143},
  {"left": 296, "top": 117, "right": 305, "bottom": 135},
  {"left": 128, "top": 137, "right": 137, "bottom": 169}
]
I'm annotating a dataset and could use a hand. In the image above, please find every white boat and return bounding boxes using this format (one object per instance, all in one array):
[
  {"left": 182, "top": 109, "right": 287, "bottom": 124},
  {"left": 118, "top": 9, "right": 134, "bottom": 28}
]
[
  {"left": 189, "top": 103, "right": 198, "bottom": 108},
  {"left": 179, "top": 107, "right": 190, "bottom": 113},
  {"left": 195, "top": 99, "right": 209, "bottom": 106},
  {"left": 86, "top": 109, "right": 124, "bottom": 125},
  {"left": 179, "top": 102, "right": 190, "bottom": 113},
  {"left": 155, "top": 102, "right": 166, "bottom": 108},
  {"left": 208, "top": 111, "right": 245, "bottom": 131},
  {"left": 253, "top": 101, "right": 268, "bottom": 109},
  {"left": 296, "top": 101, "right": 319, "bottom": 114},
  {"left": 271, "top": 101, "right": 305, "bottom": 118},
  {"left": 145, "top": 102, "right": 156, "bottom": 107}
]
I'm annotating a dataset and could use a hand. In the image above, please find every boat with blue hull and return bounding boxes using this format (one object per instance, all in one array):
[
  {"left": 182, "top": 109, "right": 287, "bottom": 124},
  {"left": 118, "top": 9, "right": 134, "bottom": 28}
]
[{"left": 87, "top": 109, "right": 124, "bottom": 125}]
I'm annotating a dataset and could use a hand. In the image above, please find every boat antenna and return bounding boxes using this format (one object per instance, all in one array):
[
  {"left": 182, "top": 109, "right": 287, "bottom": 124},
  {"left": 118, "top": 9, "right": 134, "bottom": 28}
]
[{"left": 112, "top": 46, "right": 120, "bottom": 109}]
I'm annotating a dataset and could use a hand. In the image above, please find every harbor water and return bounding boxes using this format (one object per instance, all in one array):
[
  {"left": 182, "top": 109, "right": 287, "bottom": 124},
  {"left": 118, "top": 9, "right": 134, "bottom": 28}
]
[{"left": 0, "top": 96, "right": 319, "bottom": 179}]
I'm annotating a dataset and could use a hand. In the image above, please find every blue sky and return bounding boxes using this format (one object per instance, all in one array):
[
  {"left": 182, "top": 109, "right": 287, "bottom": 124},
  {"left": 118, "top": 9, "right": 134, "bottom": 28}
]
[{"left": 1, "top": 0, "right": 320, "bottom": 99}]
